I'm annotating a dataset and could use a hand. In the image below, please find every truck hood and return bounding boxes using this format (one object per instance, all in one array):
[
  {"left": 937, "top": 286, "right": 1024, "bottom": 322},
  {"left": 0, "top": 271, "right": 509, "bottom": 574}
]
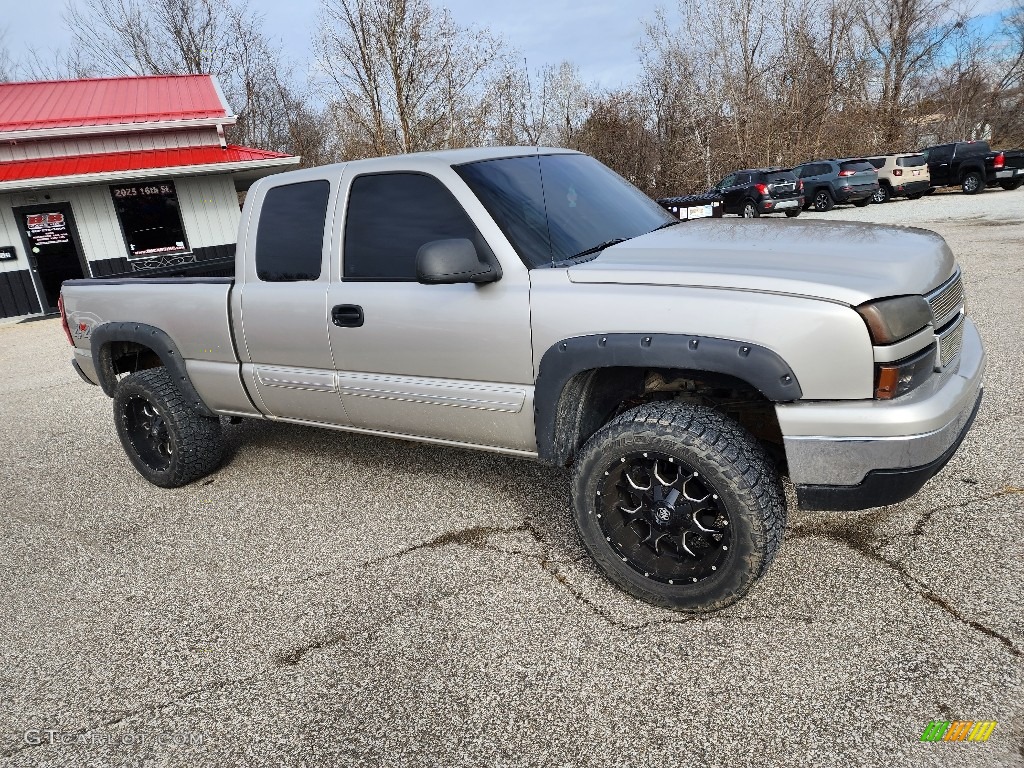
[{"left": 566, "top": 219, "right": 955, "bottom": 305}]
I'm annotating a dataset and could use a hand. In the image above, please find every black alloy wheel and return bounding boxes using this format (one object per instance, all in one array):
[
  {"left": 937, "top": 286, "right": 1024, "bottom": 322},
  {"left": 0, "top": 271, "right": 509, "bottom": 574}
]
[
  {"left": 597, "top": 451, "right": 731, "bottom": 584},
  {"left": 813, "top": 189, "right": 834, "bottom": 212},
  {"left": 123, "top": 397, "right": 174, "bottom": 472},
  {"left": 571, "top": 402, "right": 786, "bottom": 612},
  {"left": 113, "top": 367, "right": 224, "bottom": 487}
]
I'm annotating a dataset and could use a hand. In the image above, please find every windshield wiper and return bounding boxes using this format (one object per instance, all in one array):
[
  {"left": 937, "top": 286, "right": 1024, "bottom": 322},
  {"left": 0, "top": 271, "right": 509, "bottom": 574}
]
[
  {"left": 570, "top": 238, "right": 628, "bottom": 260},
  {"left": 649, "top": 220, "right": 683, "bottom": 233}
]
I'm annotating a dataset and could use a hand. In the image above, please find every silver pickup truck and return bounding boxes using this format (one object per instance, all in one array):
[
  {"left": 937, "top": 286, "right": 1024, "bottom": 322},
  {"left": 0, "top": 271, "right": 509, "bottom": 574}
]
[{"left": 59, "top": 147, "right": 985, "bottom": 612}]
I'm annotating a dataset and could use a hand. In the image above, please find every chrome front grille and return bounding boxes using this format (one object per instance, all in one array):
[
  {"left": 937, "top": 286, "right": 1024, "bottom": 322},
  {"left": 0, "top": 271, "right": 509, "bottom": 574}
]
[
  {"left": 926, "top": 271, "right": 964, "bottom": 327},
  {"left": 937, "top": 314, "right": 965, "bottom": 368}
]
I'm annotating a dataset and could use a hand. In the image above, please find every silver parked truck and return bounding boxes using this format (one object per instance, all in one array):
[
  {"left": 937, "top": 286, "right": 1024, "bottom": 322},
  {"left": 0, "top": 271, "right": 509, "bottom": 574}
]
[{"left": 59, "top": 148, "right": 984, "bottom": 611}]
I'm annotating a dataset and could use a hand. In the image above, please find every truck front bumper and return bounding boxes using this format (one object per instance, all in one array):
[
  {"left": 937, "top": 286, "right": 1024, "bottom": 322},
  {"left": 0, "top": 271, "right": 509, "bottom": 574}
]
[{"left": 779, "top": 318, "right": 985, "bottom": 511}]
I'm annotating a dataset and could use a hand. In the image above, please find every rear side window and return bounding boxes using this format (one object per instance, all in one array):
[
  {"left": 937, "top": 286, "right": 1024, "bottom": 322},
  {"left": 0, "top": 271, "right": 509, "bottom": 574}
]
[
  {"left": 255, "top": 180, "right": 330, "bottom": 282},
  {"left": 897, "top": 154, "right": 926, "bottom": 167},
  {"left": 343, "top": 173, "right": 481, "bottom": 281}
]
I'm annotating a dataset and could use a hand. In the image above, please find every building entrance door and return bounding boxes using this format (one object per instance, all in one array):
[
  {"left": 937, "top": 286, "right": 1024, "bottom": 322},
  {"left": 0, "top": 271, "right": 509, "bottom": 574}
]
[{"left": 14, "top": 203, "right": 88, "bottom": 311}]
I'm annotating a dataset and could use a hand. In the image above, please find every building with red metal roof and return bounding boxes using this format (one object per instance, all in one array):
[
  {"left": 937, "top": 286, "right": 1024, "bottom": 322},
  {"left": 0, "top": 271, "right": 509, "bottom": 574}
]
[{"left": 0, "top": 74, "right": 300, "bottom": 318}]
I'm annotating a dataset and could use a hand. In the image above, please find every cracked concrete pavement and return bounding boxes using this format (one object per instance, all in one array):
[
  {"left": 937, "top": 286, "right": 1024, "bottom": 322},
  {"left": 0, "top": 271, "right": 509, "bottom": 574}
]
[{"left": 1, "top": 189, "right": 1022, "bottom": 767}]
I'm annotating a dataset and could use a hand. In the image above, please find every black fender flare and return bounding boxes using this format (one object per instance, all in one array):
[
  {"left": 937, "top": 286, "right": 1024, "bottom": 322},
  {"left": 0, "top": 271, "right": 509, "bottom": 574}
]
[
  {"left": 534, "top": 333, "right": 802, "bottom": 465},
  {"left": 90, "top": 321, "right": 216, "bottom": 417}
]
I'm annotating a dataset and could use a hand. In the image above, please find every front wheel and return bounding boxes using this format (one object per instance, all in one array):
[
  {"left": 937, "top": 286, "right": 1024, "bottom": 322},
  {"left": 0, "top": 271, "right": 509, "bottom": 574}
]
[
  {"left": 113, "top": 368, "right": 224, "bottom": 487},
  {"left": 571, "top": 402, "right": 786, "bottom": 612},
  {"left": 872, "top": 185, "right": 891, "bottom": 204},
  {"left": 961, "top": 171, "right": 983, "bottom": 194},
  {"left": 741, "top": 201, "right": 760, "bottom": 218}
]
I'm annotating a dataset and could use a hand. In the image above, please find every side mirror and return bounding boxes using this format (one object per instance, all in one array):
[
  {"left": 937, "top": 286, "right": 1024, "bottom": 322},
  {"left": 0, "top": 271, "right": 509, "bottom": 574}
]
[{"left": 415, "top": 239, "right": 499, "bottom": 285}]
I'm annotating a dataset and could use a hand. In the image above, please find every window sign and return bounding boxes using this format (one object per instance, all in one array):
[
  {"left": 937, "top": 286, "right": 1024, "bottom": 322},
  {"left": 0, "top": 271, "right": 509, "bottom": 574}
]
[
  {"left": 24, "top": 212, "right": 70, "bottom": 249},
  {"left": 110, "top": 182, "right": 189, "bottom": 258},
  {"left": 0, "top": 246, "right": 17, "bottom": 261}
]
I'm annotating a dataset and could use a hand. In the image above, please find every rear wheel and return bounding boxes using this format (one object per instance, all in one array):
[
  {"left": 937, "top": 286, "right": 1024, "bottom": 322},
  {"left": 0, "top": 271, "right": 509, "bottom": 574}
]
[
  {"left": 999, "top": 179, "right": 1022, "bottom": 191},
  {"left": 813, "top": 189, "right": 834, "bottom": 212},
  {"left": 570, "top": 402, "right": 786, "bottom": 612},
  {"left": 113, "top": 368, "right": 224, "bottom": 487},
  {"left": 784, "top": 208, "right": 801, "bottom": 218},
  {"left": 907, "top": 192, "right": 925, "bottom": 200},
  {"left": 742, "top": 201, "right": 760, "bottom": 218},
  {"left": 961, "top": 171, "right": 983, "bottom": 195},
  {"left": 872, "top": 184, "right": 891, "bottom": 204},
  {"left": 853, "top": 197, "right": 871, "bottom": 207}
]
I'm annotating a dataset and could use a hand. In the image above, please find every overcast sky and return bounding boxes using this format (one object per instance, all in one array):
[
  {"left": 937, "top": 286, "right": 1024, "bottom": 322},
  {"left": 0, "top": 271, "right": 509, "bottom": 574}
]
[
  {"left": 3, "top": 0, "right": 652, "bottom": 88},
  {"left": 3, "top": 0, "right": 1016, "bottom": 89}
]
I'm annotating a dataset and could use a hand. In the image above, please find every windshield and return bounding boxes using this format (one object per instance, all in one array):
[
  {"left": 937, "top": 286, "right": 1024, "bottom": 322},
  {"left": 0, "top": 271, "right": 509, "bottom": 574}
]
[{"left": 455, "top": 153, "right": 675, "bottom": 268}]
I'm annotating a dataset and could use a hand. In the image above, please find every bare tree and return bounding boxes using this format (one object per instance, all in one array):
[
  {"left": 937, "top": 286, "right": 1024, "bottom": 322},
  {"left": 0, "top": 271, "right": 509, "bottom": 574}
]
[
  {"left": 859, "top": 0, "right": 973, "bottom": 146},
  {"left": 0, "top": 30, "right": 12, "bottom": 82},
  {"left": 315, "top": 0, "right": 505, "bottom": 156},
  {"left": 62, "top": 0, "right": 317, "bottom": 157}
]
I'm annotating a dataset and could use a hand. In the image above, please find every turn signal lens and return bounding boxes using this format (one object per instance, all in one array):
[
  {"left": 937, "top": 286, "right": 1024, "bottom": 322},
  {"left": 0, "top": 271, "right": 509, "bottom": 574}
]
[{"left": 874, "top": 346, "right": 936, "bottom": 399}]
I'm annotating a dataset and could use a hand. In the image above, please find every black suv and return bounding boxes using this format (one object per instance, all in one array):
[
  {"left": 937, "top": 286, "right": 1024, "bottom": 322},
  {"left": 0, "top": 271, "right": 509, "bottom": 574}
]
[
  {"left": 792, "top": 159, "right": 879, "bottom": 211},
  {"left": 710, "top": 168, "right": 804, "bottom": 217}
]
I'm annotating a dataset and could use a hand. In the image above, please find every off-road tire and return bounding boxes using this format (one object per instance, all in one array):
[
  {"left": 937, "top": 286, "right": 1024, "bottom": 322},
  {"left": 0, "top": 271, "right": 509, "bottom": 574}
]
[
  {"left": 999, "top": 179, "right": 1022, "bottom": 191},
  {"left": 113, "top": 368, "right": 224, "bottom": 487},
  {"left": 784, "top": 208, "right": 801, "bottom": 218},
  {"left": 853, "top": 197, "right": 871, "bottom": 207},
  {"left": 812, "top": 189, "right": 834, "bottom": 212},
  {"left": 571, "top": 402, "right": 786, "bottom": 612},
  {"left": 961, "top": 171, "right": 983, "bottom": 195},
  {"left": 742, "top": 201, "right": 760, "bottom": 218}
]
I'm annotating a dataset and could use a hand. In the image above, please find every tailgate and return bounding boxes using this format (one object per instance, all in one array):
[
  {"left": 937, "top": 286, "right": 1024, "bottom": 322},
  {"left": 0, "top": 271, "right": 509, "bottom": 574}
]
[{"left": 763, "top": 171, "right": 801, "bottom": 200}]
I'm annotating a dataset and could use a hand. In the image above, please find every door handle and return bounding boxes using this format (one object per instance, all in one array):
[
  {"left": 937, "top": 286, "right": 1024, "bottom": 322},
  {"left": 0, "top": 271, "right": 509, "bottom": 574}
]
[{"left": 331, "top": 304, "right": 364, "bottom": 328}]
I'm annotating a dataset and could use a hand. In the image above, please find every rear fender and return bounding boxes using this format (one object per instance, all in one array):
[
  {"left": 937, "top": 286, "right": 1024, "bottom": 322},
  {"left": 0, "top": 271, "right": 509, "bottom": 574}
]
[{"left": 91, "top": 322, "right": 215, "bottom": 417}]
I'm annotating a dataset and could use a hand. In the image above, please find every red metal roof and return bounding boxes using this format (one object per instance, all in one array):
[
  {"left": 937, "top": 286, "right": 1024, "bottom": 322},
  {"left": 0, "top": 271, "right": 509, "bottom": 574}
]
[
  {"left": 0, "top": 75, "right": 229, "bottom": 132},
  {"left": 0, "top": 144, "right": 292, "bottom": 184}
]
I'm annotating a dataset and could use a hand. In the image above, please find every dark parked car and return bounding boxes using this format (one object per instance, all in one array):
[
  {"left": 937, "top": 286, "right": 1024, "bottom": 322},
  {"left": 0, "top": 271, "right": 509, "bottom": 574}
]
[
  {"left": 792, "top": 159, "right": 879, "bottom": 212},
  {"left": 921, "top": 140, "right": 1024, "bottom": 194},
  {"left": 709, "top": 168, "right": 804, "bottom": 217},
  {"left": 657, "top": 192, "right": 725, "bottom": 220}
]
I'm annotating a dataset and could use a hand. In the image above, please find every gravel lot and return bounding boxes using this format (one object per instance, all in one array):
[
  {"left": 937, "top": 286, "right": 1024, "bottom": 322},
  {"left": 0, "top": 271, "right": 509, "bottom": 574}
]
[{"left": 1, "top": 187, "right": 1022, "bottom": 767}]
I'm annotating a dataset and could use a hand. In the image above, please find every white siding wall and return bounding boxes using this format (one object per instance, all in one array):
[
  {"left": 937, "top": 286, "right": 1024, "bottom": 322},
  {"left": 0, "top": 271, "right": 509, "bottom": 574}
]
[
  {"left": 175, "top": 175, "right": 241, "bottom": 249},
  {"left": 0, "top": 196, "right": 28, "bottom": 275},
  {"left": 0, "top": 172, "right": 240, "bottom": 276},
  {"left": 0, "top": 128, "right": 221, "bottom": 162}
]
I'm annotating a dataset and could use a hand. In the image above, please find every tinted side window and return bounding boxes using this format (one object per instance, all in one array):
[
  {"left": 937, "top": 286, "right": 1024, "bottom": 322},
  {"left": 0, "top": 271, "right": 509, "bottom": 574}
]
[
  {"left": 868, "top": 158, "right": 885, "bottom": 169},
  {"left": 255, "top": 180, "right": 330, "bottom": 282},
  {"left": 343, "top": 173, "right": 480, "bottom": 281},
  {"left": 719, "top": 174, "right": 737, "bottom": 187},
  {"left": 897, "top": 154, "right": 926, "bottom": 167},
  {"left": 928, "top": 145, "right": 953, "bottom": 162}
]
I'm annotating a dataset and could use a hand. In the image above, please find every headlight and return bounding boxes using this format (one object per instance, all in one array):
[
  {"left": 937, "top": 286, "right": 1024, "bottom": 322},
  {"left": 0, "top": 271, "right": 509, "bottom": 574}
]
[
  {"left": 856, "top": 296, "right": 932, "bottom": 344},
  {"left": 874, "top": 345, "right": 936, "bottom": 399}
]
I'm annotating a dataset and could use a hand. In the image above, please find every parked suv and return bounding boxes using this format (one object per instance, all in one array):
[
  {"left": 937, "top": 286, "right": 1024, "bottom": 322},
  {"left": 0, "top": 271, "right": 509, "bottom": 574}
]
[
  {"left": 865, "top": 153, "right": 932, "bottom": 203},
  {"left": 709, "top": 168, "right": 804, "bottom": 217},
  {"left": 793, "top": 159, "right": 879, "bottom": 212}
]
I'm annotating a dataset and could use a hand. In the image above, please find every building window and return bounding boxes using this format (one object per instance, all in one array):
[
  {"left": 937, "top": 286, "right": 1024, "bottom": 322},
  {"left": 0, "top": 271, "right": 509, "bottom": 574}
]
[{"left": 110, "top": 182, "right": 189, "bottom": 258}]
